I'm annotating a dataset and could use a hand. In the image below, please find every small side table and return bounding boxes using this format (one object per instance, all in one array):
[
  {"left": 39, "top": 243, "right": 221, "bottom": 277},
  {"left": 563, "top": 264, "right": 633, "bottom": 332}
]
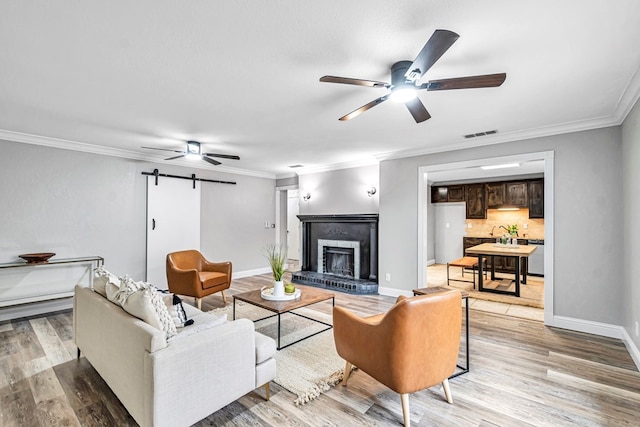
[{"left": 413, "top": 286, "right": 469, "bottom": 378}]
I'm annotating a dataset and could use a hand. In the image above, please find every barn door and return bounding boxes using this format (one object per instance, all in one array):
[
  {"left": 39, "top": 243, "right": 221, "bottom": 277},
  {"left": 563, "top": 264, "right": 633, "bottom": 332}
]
[{"left": 146, "top": 176, "right": 200, "bottom": 289}]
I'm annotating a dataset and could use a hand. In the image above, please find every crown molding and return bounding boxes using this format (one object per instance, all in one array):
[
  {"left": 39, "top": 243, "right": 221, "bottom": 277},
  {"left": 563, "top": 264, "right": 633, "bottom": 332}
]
[
  {"left": 294, "top": 156, "right": 379, "bottom": 176},
  {"left": 0, "top": 129, "right": 275, "bottom": 179},
  {"left": 374, "top": 114, "right": 619, "bottom": 163}
]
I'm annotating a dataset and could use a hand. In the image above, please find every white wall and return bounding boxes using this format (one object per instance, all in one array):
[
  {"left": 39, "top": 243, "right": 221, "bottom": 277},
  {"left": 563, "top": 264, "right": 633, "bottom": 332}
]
[
  {"left": 622, "top": 97, "right": 640, "bottom": 351},
  {"left": 0, "top": 140, "right": 276, "bottom": 283},
  {"left": 379, "top": 127, "right": 624, "bottom": 326},
  {"left": 298, "top": 164, "right": 379, "bottom": 215}
]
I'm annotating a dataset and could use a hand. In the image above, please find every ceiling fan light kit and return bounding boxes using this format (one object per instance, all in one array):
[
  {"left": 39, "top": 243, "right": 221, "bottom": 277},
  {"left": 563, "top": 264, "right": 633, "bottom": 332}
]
[{"left": 320, "top": 29, "right": 506, "bottom": 123}]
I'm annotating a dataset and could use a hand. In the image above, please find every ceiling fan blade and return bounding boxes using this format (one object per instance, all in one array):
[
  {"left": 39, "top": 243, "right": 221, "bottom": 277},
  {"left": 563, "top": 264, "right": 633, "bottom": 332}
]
[
  {"left": 405, "top": 98, "right": 431, "bottom": 123},
  {"left": 142, "top": 146, "right": 184, "bottom": 154},
  {"left": 405, "top": 29, "right": 460, "bottom": 81},
  {"left": 165, "top": 155, "right": 186, "bottom": 160},
  {"left": 339, "top": 95, "right": 389, "bottom": 121},
  {"left": 320, "top": 76, "right": 389, "bottom": 88},
  {"left": 202, "top": 156, "right": 222, "bottom": 166},
  {"left": 203, "top": 153, "right": 240, "bottom": 160},
  {"left": 425, "top": 73, "right": 507, "bottom": 91}
]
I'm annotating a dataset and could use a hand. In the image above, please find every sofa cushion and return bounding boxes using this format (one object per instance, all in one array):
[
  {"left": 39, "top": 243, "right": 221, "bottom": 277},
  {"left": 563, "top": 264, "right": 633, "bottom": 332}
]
[
  {"left": 199, "top": 271, "right": 228, "bottom": 289},
  {"left": 167, "top": 312, "right": 227, "bottom": 343},
  {"left": 93, "top": 266, "right": 120, "bottom": 299}
]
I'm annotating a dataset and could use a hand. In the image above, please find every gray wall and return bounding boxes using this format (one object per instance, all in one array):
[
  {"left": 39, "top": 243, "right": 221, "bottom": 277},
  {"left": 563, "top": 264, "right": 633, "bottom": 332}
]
[
  {"left": 298, "top": 164, "right": 379, "bottom": 215},
  {"left": 0, "top": 140, "right": 276, "bottom": 281},
  {"left": 379, "top": 127, "right": 624, "bottom": 325},
  {"left": 622, "top": 98, "right": 640, "bottom": 349}
]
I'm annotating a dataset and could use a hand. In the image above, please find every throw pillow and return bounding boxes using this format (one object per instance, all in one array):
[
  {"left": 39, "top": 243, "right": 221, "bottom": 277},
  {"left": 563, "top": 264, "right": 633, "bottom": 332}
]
[
  {"left": 161, "top": 292, "right": 194, "bottom": 328},
  {"left": 115, "top": 277, "right": 177, "bottom": 339},
  {"left": 93, "top": 266, "right": 120, "bottom": 299}
]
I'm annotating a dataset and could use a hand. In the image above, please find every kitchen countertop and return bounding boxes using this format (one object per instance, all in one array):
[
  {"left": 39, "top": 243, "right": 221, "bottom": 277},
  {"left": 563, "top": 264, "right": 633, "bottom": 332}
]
[{"left": 465, "top": 236, "right": 544, "bottom": 241}]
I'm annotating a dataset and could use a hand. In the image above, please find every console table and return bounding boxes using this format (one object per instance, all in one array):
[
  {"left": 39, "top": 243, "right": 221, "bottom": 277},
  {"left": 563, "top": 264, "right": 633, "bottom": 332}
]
[{"left": 0, "top": 256, "right": 103, "bottom": 307}]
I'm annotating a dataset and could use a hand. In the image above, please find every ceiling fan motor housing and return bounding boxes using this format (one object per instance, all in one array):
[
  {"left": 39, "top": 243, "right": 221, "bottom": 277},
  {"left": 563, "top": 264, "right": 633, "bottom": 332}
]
[{"left": 391, "top": 60, "right": 413, "bottom": 87}]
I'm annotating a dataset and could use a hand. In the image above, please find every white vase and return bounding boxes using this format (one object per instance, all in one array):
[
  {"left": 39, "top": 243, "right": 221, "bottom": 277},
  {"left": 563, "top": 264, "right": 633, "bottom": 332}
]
[{"left": 273, "top": 280, "right": 285, "bottom": 297}]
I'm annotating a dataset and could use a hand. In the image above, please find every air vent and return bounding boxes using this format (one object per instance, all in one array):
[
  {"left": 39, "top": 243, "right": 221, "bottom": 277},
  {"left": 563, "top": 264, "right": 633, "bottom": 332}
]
[
  {"left": 464, "top": 129, "right": 498, "bottom": 139},
  {"left": 288, "top": 164, "right": 304, "bottom": 168}
]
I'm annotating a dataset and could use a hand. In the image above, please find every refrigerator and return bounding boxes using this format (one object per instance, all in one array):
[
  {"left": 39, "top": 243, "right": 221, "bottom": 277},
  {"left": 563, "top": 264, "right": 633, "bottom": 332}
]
[{"left": 434, "top": 203, "right": 467, "bottom": 264}]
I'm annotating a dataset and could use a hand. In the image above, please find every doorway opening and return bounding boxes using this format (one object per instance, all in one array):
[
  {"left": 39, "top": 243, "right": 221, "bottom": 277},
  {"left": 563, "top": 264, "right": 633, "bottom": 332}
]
[{"left": 417, "top": 151, "right": 554, "bottom": 325}]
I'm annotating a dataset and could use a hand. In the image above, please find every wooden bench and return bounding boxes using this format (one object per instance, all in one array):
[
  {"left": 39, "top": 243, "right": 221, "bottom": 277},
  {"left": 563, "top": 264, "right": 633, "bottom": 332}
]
[{"left": 447, "top": 256, "right": 486, "bottom": 289}]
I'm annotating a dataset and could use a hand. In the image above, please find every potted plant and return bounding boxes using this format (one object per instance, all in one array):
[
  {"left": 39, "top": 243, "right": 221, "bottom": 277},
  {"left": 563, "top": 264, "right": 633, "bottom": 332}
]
[{"left": 264, "top": 244, "right": 287, "bottom": 296}]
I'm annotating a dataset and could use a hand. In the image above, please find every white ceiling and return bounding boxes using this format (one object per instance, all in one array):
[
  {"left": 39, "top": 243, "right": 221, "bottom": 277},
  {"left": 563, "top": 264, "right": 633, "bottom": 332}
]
[{"left": 1, "top": 1, "right": 639, "bottom": 178}]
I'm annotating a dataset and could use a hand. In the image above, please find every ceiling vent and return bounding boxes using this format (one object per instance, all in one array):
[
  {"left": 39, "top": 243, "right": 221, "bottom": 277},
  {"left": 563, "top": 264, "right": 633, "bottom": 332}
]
[
  {"left": 288, "top": 164, "right": 304, "bottom": 168},
  {"left": 464, "top": 129, "right": 498, "bottom": 139}
]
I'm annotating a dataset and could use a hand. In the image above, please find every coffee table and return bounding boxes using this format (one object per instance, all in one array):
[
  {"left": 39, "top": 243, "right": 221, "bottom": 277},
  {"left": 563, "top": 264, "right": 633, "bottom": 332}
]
[{"left": 233, "top": 284, "right": 335, "bottom": 350}]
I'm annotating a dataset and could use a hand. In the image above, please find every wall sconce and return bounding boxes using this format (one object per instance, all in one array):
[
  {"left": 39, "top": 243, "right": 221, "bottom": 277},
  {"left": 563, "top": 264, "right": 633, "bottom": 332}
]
[
  {"left": 367, "top": 187, "right": 377, "bottom": 197},
  {"left": 302, "top": 192, "right": 311, "bottom": 201}
]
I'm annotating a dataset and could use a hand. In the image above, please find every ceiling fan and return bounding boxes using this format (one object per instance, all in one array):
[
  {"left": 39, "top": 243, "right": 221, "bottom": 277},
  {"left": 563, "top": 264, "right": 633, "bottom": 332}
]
[
  {"left": 320, "top": 29, "right": 506, "bottom": 123},
  {"left": 142, "top": 141, "right": 240, "bottom": 166}
]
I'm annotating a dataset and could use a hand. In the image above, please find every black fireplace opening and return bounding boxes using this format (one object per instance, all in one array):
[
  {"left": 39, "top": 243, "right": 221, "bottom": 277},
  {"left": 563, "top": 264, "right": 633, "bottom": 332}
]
[{"left": 323, "top": 247, "right": 355, "bottom": 278}]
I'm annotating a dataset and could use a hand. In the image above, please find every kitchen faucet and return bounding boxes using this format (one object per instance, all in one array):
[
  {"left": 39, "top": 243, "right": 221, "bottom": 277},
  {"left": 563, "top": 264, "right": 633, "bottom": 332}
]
[{"left": 490, "top": 225, "right": 496, "bottom": 237}]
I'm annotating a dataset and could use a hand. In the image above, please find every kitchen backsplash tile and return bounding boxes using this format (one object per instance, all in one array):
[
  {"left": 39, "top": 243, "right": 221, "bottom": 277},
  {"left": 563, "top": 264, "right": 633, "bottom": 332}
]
[{"left": 465, "top": 209, "right": 544, "bottom": 239}]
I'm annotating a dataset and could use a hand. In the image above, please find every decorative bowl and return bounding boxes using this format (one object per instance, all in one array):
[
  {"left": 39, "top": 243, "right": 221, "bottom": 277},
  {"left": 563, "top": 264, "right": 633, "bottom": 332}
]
[{"left": 18, "top": 252, "right": 56, "bottom": 263}]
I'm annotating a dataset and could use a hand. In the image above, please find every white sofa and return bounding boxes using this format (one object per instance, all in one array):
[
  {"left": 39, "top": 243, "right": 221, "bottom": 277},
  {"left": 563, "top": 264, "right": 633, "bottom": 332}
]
[{"left": 73, "top": 285, "right": 276, "bottom": 427}]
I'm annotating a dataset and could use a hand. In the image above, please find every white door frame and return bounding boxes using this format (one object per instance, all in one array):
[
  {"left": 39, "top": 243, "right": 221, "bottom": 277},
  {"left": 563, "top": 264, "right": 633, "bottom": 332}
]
[{"left": 417, "top": 151, "right": 555, "bottom": 325}]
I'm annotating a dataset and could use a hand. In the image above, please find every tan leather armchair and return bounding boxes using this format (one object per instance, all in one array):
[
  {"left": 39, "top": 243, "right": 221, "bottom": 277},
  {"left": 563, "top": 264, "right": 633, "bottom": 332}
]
[
  {"left": 166, "top": 250, "right": 232, "bottom": 310},
  {"left": 333, "top": 290, "right": 462, "bottom": 427}
]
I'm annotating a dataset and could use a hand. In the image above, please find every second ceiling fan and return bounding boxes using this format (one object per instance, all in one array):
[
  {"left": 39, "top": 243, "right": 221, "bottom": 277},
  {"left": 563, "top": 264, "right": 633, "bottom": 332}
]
[
  {"left": 320, "top": 29, "right": 506, "bottom": 123},
  {"left": 142, "top": 141, "right": 240, "bottom": 166}
]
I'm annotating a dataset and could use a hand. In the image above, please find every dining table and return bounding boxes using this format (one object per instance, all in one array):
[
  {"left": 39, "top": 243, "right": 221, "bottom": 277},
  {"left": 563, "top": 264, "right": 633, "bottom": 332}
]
[{"left": 465, "top": 243, "right": 537, "bottom": 297}]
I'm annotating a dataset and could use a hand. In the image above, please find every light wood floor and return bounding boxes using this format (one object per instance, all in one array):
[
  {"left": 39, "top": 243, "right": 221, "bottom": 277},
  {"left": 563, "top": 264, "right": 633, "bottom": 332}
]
[{"left": 1, "top": 272, "right": 639, "bottom": 426}]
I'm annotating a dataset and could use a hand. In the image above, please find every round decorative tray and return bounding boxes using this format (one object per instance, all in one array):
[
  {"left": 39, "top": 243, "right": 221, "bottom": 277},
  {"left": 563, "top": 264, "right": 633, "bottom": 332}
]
[
  {"left": 260, "top": 286, "right": 301, "bottom": 301},
  {"left": 493, "top": 244, "right": 520, "bottom": 249},
  {"left": 18, "top": 252, "right": 56, "bottom": 263}
]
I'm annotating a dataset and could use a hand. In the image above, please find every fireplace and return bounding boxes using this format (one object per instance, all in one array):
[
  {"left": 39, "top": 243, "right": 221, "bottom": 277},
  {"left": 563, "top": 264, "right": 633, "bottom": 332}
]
[
  {"left": 292, "top": 214, "right": 378, "bottom": 294},
  {"left": 318, "top": 239, "right": 360, "bottom": 278}
]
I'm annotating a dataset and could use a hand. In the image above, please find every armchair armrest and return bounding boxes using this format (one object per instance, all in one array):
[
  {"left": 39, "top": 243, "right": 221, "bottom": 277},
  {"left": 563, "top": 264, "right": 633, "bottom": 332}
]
[{"left": 201, "top": 259, "right": 232, "bottom": 276}]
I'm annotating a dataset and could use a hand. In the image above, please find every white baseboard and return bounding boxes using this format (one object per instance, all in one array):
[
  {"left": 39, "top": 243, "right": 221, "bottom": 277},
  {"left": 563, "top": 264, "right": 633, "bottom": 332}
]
[
  {"left": 621, "top": 328, "right": 640, "bottom": 371},
  {"left": 232, "top": 267, "right": 271, "bottom": 279},
  {"left": 552, "top": 315, "right": 640, "bottom": 370},
  {"left": 377, "top": 286, "right": 413, "bottom": 298},
  {"left": 427, "top": 258, "right": 436, "bottom": 266},
  {"left": 0, "top": 297, "right": 73, "bottom": 322}
]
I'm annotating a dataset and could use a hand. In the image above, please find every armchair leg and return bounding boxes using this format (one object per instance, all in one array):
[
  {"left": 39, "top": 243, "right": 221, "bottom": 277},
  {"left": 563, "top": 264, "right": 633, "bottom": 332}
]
[
  {"left": 221, "top": 290, "right": 227, "bottom": 304},
  {"left": 195, "top": 297, "right": 202, "bottom": 311},
  {"left": 442, "top": 378, "right": 453, "bottom": 404},
  {"left": 264, "top": 382, "right": 270, "bottom": 401},
  {"left": 341, "top": 361, "right": 353, "bottom": 386},
  {"left": 400, "top": 393, "right": 410, "bottom": 427}
]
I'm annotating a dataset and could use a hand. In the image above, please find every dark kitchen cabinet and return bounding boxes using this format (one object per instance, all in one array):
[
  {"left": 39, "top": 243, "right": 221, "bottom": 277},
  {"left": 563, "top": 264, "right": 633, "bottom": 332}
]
[
  {"left": 505, "top": 182, "right": 528, "bottom": 207},
  {"left": 528, "top": 179, "right": 544, "bottom": 218},
  {"left": 431, "top": 185, "right": 465, "bottom": 203},
  {"left": 431, "top": 186, "right": 448, "bottom": 203},
  {"left": 447, "top": 185, "right": 465, "bottom": 202},
  {"left": 465, "top": 184, "right": 486, "bottom": 219},
  {"left": 485, "top": 183, "right": 506, "bottom": 208}
]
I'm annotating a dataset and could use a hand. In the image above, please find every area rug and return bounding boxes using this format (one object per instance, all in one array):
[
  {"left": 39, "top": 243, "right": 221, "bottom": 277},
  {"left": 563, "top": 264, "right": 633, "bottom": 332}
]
[{"left": 209, "top": 302, "right": 349, "bottom": 405}]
